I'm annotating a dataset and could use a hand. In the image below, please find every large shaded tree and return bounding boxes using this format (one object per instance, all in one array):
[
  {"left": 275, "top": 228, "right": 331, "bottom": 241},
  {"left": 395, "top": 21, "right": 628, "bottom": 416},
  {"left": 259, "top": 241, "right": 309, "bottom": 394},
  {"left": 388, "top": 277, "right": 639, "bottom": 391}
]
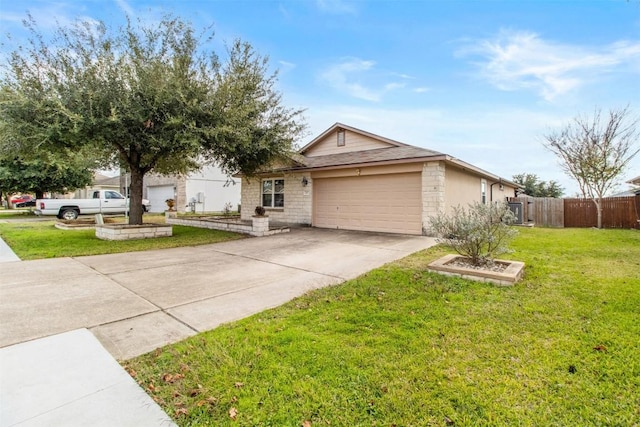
[
  {"left": 544, "top": 106, "right": 639, "bottom": 228},
  {"left": 1, "top": 15, "right": 305, "bottom": 224},
  {"left": 512, "top": 173, "right": 563, "bottom": 198}
]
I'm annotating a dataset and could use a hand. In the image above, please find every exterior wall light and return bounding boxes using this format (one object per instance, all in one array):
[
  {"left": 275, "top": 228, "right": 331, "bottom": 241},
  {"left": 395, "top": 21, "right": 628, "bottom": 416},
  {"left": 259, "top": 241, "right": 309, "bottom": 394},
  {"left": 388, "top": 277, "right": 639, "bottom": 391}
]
[{"left": 301, "top": 177, "right": 309, "bottom": 187}]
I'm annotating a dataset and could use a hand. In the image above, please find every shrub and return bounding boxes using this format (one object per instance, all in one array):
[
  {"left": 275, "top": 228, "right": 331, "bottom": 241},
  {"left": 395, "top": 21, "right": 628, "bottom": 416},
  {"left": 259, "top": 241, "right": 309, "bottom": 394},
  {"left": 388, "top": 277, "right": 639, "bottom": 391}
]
[{"left": 429, "top": 201, "right": 518, "bottom": 266}]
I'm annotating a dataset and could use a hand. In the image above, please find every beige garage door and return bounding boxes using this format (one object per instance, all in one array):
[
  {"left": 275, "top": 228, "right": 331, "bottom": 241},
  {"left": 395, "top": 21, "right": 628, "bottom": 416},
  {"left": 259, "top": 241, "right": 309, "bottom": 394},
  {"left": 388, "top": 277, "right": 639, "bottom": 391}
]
[{"left": 313, "top": 173, "right": 422, "bottom": 235}]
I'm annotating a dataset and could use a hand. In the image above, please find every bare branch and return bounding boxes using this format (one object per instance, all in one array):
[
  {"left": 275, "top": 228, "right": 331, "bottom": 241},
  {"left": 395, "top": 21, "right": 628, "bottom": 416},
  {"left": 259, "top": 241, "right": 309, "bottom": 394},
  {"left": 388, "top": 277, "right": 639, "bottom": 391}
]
[{"left": 543, "top": 106, "right": 640, "bottom": 227}]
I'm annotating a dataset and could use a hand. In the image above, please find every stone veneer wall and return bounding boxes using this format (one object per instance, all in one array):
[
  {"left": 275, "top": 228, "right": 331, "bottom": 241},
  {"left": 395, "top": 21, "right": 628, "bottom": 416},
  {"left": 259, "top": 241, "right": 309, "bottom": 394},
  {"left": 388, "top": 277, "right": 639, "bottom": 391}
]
[
  {"left": 95, "top": 224, "right": 173, "bottom": 240},
  {"left": 421, "top": 161, "right": 446, "bottom": 235},
  {"left": 240, "top": 173, "right": 312, "bottom": 225},
  {"left": 166, "top": 216, "right": 289, "bottom": 237}
]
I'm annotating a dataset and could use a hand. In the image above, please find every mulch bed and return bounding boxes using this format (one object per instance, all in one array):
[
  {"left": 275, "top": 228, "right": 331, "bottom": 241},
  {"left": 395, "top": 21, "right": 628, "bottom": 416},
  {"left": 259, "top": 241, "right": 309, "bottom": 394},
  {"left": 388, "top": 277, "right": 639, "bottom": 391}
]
[{"left": 447, "top": 257, "right": 509, "bottom": 273}]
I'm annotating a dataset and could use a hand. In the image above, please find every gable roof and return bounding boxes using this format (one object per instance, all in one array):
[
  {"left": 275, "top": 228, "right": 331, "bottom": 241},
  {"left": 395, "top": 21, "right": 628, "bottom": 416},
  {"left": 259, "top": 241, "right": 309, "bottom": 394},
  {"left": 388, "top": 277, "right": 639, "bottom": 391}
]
[
  {"left": 299, "top": 122, "right": 409, "bottom": 154},
  {"left": 246, "top": 122, "right": 520, "bottom": 188},
  {"left": 93, "top": 173, "right": 120, "bottom": 186},
  {"left": 627, "top": 175, "right": 640, "bottom": 186}
]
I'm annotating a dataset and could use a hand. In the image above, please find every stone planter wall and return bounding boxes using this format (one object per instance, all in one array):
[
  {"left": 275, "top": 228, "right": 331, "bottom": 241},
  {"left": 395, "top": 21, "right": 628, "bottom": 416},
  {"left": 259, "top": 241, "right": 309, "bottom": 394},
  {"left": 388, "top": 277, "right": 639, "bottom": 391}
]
[
  {"left": 166, "top": 215, "right": 288, "bottom": 237},
  {"left": 428, "top": 254, "right": 525, "bottom": 286},
  {"left": 96, "top": 224, "right": 173, "bottom": 241}
]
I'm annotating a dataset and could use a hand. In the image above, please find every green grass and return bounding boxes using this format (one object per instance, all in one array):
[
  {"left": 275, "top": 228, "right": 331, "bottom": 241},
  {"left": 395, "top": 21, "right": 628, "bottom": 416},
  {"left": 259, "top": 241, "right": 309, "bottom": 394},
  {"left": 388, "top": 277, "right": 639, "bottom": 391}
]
[
  {"left": 125, "top": 228, "right": 640, "bottom": 426},
  {"left": 0, "top": 210, "right": 37, "bottom": 219},
  {"left": 0, "top": 217, "right": 244, "bottom": 259}
]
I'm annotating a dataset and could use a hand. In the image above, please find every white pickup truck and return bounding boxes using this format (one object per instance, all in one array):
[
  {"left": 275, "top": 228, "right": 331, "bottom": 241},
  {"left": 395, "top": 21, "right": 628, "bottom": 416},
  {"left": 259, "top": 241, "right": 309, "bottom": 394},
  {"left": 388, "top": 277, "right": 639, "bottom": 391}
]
[{"left": 35, "top": 190, "right": 151, "bottom": 220}]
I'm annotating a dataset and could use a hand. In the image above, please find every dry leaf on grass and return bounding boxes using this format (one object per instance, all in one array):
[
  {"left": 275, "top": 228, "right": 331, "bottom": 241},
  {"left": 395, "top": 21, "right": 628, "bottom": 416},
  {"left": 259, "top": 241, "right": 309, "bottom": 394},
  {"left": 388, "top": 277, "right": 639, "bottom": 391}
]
[
  {"left": 162, "top": 373, "right": 185, "bottom": 383},
  {"left": 229, "top": 407, "right": 238, "bottom": 420},
  {"left": 302, "top": 420, "right": 312, "bottom": 427}
]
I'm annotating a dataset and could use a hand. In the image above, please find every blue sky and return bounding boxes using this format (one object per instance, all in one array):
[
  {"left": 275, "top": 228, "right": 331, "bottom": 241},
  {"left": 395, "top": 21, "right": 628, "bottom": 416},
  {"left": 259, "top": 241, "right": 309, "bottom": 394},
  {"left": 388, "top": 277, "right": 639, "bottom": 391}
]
[{"left": 1, "top": 0, "right": 639, "bottom": 195}]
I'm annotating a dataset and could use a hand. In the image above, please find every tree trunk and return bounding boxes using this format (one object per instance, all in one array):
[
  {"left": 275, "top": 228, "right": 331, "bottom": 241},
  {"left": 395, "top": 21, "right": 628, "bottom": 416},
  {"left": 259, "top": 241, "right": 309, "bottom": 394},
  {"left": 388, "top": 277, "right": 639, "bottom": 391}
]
[
  {"left": 593, "top": 198, "right": 603, "bottom": 229},
  {"left": 128, "top": 167, "right": 145, "bottom": 225},
  {"left": 35, "top": 190, "right": 44, "bottom": 199}
]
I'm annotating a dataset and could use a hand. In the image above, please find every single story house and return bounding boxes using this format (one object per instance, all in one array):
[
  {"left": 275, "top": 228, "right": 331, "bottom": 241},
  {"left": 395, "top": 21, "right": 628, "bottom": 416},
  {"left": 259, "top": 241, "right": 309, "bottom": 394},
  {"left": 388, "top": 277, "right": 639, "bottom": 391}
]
[
  {"left": 73, "top": 173, "right": 120, "bottom": 199},
  {"left": 240, "top": 123, "right": 519, "bottom": 235},
  {"left": 122, "top": 165, "right": 241, "bottom": 213}
]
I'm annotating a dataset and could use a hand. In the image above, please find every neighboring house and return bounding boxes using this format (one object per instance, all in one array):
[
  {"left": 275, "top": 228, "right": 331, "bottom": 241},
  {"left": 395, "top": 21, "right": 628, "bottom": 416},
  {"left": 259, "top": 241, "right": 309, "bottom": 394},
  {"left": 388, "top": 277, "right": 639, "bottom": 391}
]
[
  {"left": 74, "top": 173, "right": 120, "bottom": 199},
  {"left": 614, "top": 175, "right": 640, "bottom": 196},
  {"left": 136, "top": 165, "right": 241, "bottom": 213},
  {"left": 240, "top": 123, "right": 519, "bottom": 235}
]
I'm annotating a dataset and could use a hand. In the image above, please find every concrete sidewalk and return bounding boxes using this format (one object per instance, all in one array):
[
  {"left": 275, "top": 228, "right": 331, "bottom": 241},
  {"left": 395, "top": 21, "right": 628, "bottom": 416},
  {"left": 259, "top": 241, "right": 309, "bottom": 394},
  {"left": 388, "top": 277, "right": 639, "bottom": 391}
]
[
  {"left": 0, "top": 228, "right": 436, "bottom": 426},
  {"left": 0, "top": 329, "right": 175, "bottom": 426},
  {"left": 0, "top": 235, "right": 20, "bottom": 263}
]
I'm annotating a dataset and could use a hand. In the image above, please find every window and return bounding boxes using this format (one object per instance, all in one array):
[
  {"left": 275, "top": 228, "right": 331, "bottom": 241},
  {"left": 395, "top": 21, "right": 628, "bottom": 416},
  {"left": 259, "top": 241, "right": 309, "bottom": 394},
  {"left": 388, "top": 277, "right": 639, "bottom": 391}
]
[
  {"left": 105, "top": 191, "right": 123, "bottom": 199},
  {"left": 481, "top": 179, "right": 487, "bottom": 204},
  {"left": 337, "top": 129, "right": 345, "bottom": 146},
  {"left": 262, "top": 179, "right": 284, "bottom": 208}
]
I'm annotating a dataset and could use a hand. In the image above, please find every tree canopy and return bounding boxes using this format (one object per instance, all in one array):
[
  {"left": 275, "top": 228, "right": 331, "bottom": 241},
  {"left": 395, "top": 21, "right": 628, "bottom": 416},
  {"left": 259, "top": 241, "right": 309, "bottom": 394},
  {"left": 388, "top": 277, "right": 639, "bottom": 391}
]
[
  {"left": 544, "top": 106, "right": 639, "bottom": 228},
  {"left": 1, "top": 15, "right": 305, "bottom": 224},
  {"left": 512, "top": 173, "right": 563, "bottom": 198},
  {"left": 0, "top": 153, "right": 94, "bottom": 200}
]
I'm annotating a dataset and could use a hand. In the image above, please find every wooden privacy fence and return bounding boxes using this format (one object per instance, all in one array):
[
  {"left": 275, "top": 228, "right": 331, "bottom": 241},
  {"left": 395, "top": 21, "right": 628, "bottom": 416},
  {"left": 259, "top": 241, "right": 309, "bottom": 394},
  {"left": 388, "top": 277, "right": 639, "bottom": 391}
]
[
  {"left": 508, "top": 197, "right": 564, "bottom": 227},
  {"left": 564, "top": 196, "right": 640, "bottom": 228},
  {"left": 507, "top": 196, "right": 640, "bottom": 229}
]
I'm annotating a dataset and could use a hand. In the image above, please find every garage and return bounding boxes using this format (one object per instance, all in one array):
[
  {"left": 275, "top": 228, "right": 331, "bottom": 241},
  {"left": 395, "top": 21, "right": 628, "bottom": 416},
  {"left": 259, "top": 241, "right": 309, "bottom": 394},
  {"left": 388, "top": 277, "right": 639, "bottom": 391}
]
[
  {"left": 313, "top": 172, "right": 422, "bottom": 235},
  {"left": 147, "top": 185, "right": 175, "bottom": 213}
]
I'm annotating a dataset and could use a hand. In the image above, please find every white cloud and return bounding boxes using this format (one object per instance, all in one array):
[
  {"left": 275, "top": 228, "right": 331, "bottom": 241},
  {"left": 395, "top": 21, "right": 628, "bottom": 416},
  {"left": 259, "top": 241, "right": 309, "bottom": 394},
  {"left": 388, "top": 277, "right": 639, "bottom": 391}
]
[
  {"left": 458, "top": 30, "right": 640, "bottom": 101},
  {"left": 115, "top": 0, "right": 135, "bottom": 17},
  {"left": 278, "top": 60, "right": 297, "bottom": 71},
  {"left": 315, "top": 0, "right": 357, "bottom": 15},
  {"left": 319, "top": 58, "right": 380, "bottom": 101},
  {"left": 319, "top": 58, "right": 413, "bottom": 102},
  {"left": 392, "top": 72, "right": 415, "bottom": 80},
  {"left": 384, "top": 82, "right": 405, "bottom": 91}
]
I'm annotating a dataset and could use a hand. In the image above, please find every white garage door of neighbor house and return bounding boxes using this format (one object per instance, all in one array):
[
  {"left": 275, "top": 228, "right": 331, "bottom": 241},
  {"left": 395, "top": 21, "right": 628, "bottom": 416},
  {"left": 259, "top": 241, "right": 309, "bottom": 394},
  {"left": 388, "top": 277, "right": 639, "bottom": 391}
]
[
  {"left": 147, "top": 185, "right": 175, "bottom": 213},
  {"left": 313, "top": 172, "right": 422, "bottom": 235}
]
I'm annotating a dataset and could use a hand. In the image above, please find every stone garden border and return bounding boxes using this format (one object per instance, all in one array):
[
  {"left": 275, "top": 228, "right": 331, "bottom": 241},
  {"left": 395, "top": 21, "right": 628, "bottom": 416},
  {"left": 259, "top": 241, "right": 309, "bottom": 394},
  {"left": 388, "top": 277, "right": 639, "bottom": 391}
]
[
  {"left": 95, "top": 223, "right": 173, "bottom": 241},
  {"left": 428, "top": 254, "right": 525, "bottom": 286}
]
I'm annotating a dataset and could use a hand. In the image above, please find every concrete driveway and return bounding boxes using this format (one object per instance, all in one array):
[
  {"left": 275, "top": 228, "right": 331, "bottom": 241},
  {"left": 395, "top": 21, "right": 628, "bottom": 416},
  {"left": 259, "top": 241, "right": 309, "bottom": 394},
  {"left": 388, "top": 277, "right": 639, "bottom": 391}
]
[{"left": 1, "top": 228, "right": 436, "bottom": 360}]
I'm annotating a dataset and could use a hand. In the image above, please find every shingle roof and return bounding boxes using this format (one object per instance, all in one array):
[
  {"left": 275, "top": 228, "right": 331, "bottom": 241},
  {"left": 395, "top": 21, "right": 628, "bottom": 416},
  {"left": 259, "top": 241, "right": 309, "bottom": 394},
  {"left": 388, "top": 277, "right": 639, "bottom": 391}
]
[{"left": 279, "top": 145, "right": 443, "bottom": 171}]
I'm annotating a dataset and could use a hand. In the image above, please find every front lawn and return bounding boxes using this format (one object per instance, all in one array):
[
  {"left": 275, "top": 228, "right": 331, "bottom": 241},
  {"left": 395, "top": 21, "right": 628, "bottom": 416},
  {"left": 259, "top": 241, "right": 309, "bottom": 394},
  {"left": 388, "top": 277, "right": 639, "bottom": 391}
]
[
  {"left": 0, "top": 217, "right": 244, "bottom": 259},
  {"left": 125, "top": 228, "right": 640, "bottom": 426}
]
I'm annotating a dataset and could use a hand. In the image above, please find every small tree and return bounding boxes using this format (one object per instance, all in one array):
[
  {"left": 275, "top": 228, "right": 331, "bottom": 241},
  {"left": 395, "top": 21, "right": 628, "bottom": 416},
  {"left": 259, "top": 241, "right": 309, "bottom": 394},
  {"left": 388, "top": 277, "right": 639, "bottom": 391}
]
[
  {"left": 544, "top": 106, "right": 640, "bottom": 228},
  {"left": 429, "top": 201, "right": 518, "bottom": 266}
]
